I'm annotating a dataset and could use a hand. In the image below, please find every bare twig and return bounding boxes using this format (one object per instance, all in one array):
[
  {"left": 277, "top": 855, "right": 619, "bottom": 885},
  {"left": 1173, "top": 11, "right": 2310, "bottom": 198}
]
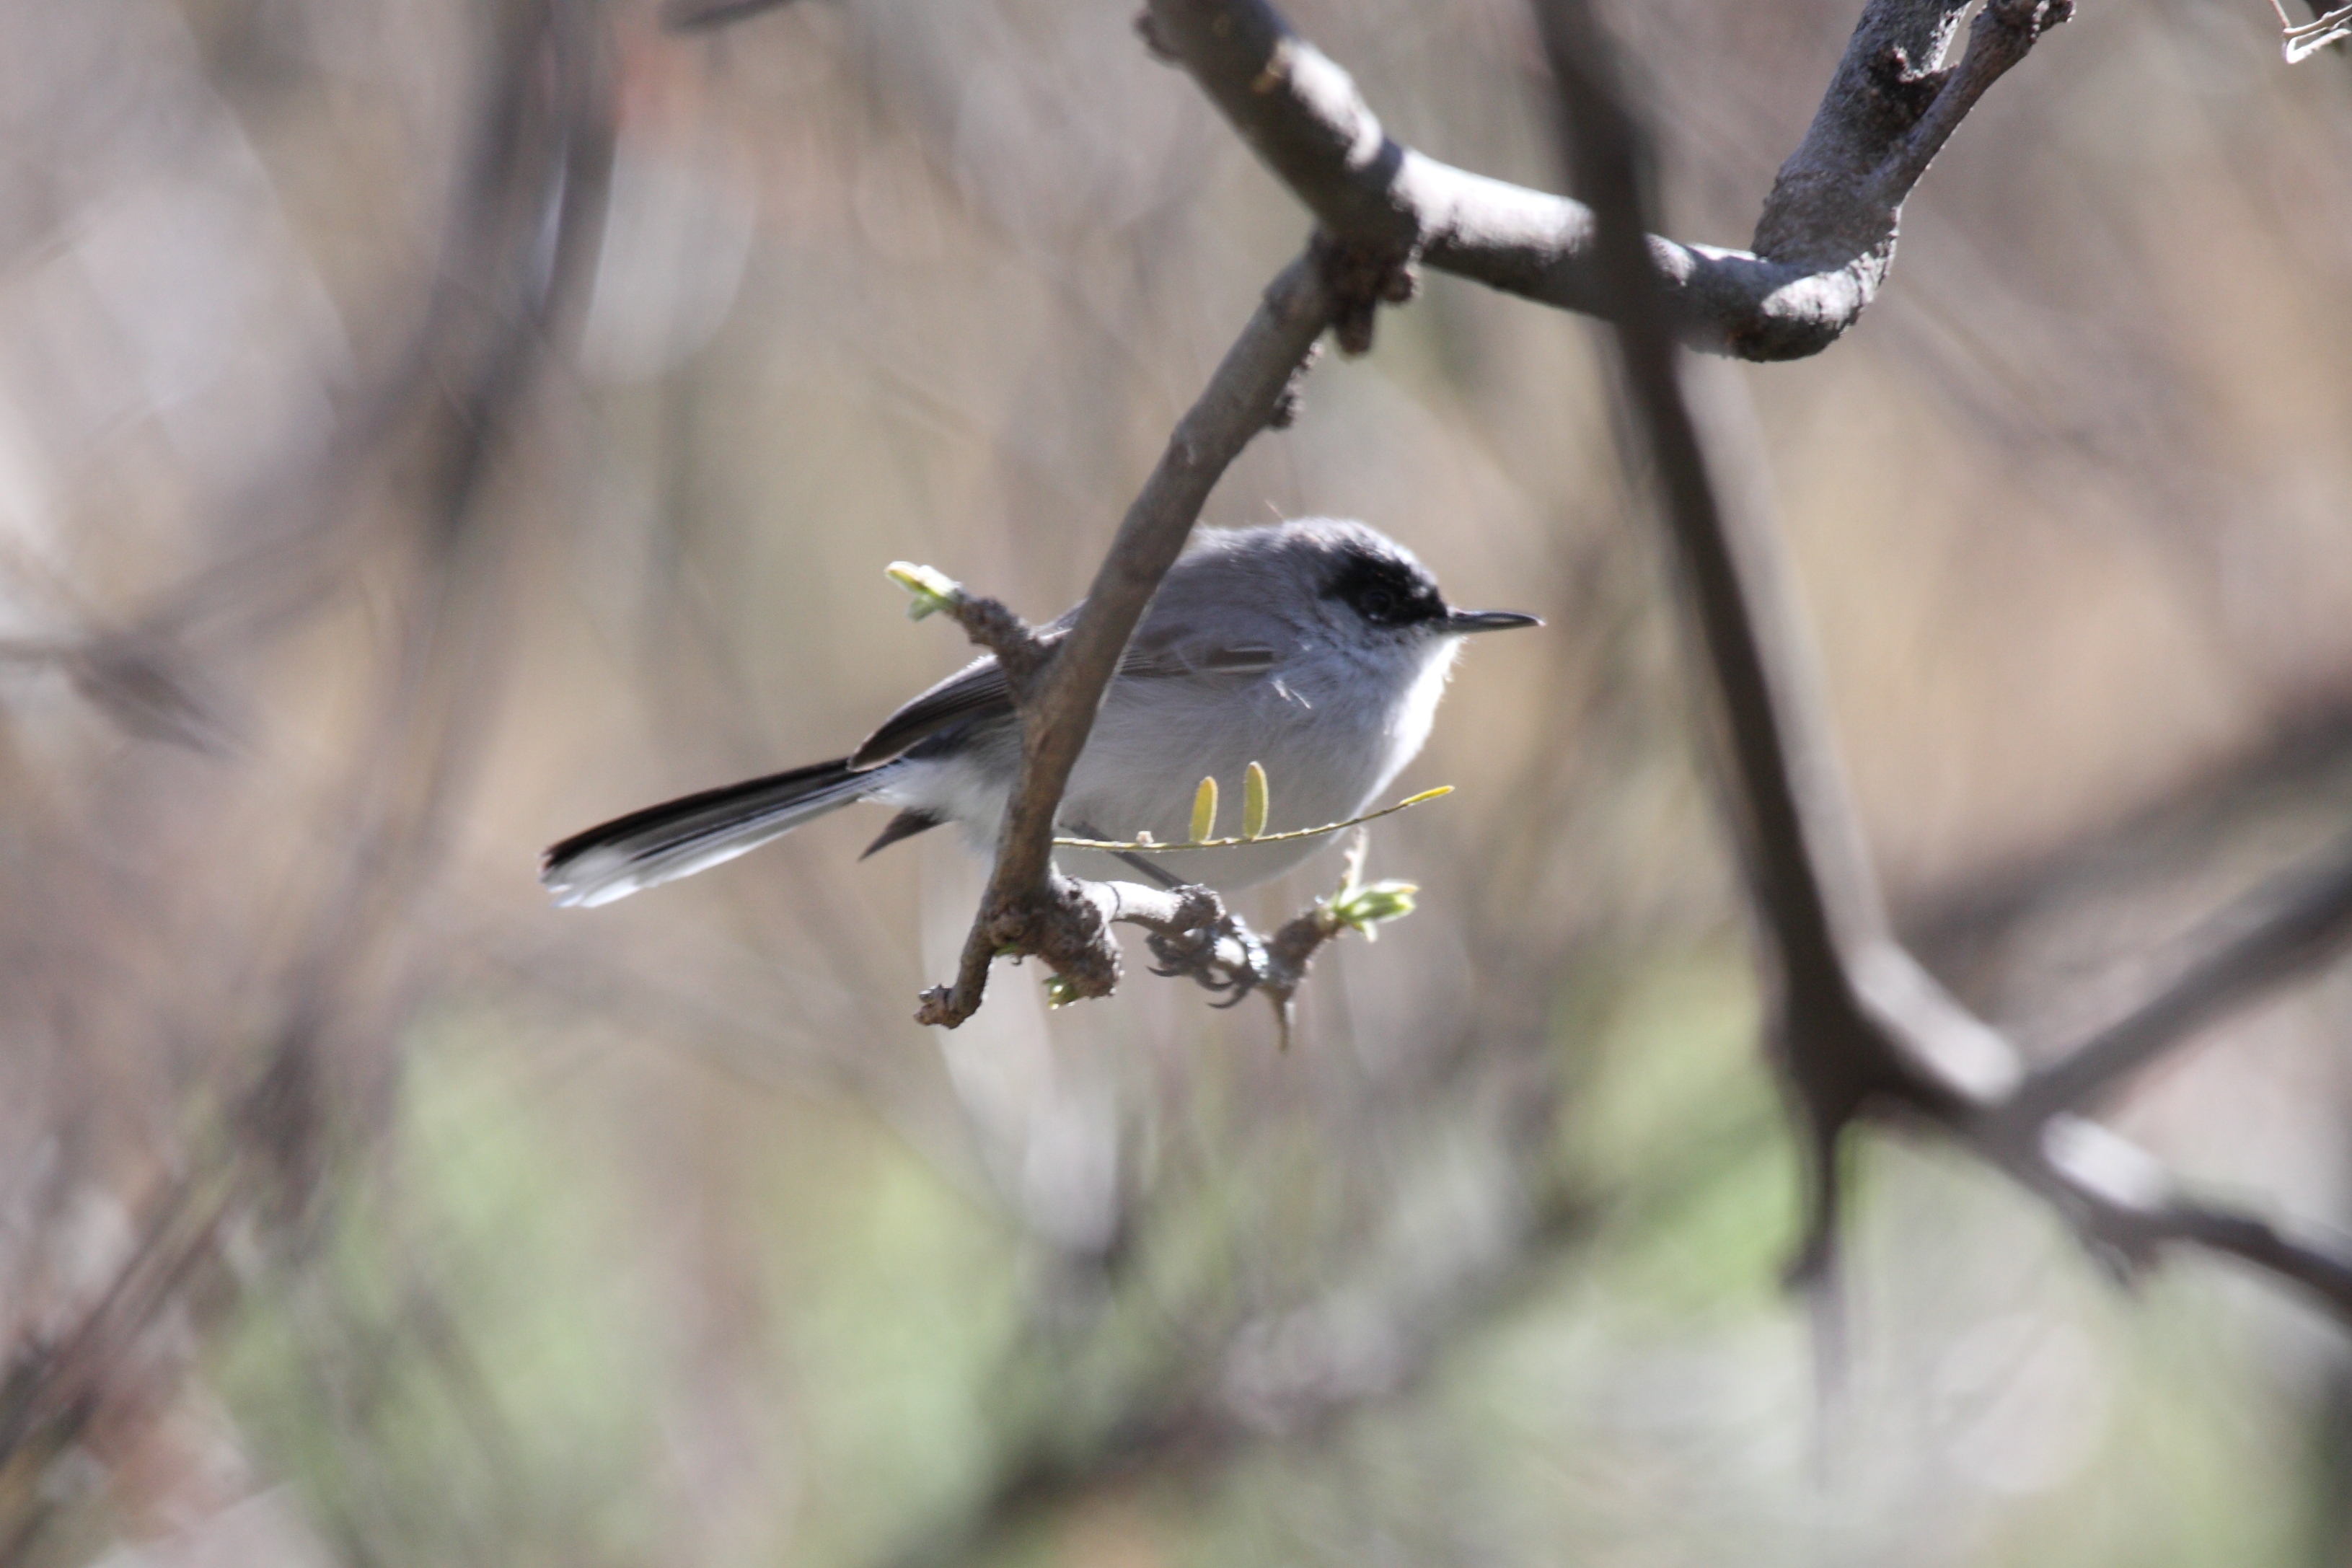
[
  {"left": 2001, "top": 840, "right": 2352, "bottom": 1126},
  {"left": 1143, "top": 0, "right": 2068, "bottom": 359},
  {"left": 936, "top": 869, "right": 1339, "bottom": 1043},
  {"left": 1988, "top": 1116, "right": 2352, "bottom": 1316},
  {"left": 2279, "top": 0, "right": 2352, "bottom": 62},
  {"left": 660, "top": 0, "right": 803, "bottom": 32}
]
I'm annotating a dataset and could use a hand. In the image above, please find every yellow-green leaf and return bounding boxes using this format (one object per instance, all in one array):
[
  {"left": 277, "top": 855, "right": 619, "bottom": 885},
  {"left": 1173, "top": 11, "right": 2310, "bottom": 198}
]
[
  {"left": 1243, "top": 760, "right": 1269, "bottom": 840},
  {"left": 885, "top": 561, "right": 964, "bottom": 621},
  {"left": 1189, "top": 775, "right": 1218, "bottom": 843},
  {"left": 1331, "top": 878, "right": 1418, "bottom": 941}
]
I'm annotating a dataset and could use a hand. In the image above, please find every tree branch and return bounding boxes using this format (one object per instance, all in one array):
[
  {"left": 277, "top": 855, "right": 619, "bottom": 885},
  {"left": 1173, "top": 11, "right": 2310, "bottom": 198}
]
[
  {"left": 670, "top": 0, "right": 2069, "bottom": 356},
  {"left": 670, "top": 0, "right": 2352, "bottom": 1329},
  {"left": 2000, "top": 840, "right": 2352, "bottom": 1126},
  {"left": 912, "top": 0, "right": 2068, "bottom": 1025},
  {"left": 2001, "top": 1116, "right": 2352, "bottom": 1318},
  {"left": 915, "top": 257, "right": 1331, "bottom": 1026},
  {"left": 1535, "top": 0, "right": 2352, "bottom": 1322},
  {"left": 1144, "top": 0, "right": 2068, "bottom": 359}
]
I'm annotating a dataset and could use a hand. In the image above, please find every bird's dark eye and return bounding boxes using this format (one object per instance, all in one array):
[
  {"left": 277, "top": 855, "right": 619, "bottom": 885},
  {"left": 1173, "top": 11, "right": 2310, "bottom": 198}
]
[{"left": 1323, "top": 544, "right": 1441, "bottom": 629}]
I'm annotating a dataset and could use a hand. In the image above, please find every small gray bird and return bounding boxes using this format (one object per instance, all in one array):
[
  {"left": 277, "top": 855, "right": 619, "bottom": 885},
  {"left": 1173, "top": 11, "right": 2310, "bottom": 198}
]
[{"left": 541, "top": 519, "right": 1538, "bottom": 907}]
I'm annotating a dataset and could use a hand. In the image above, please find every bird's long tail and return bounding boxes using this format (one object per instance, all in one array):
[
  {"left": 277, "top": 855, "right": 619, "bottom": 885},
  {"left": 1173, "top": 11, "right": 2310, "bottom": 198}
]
[{"left": 540, "top": 758, "right": 878, "bottom": 907}]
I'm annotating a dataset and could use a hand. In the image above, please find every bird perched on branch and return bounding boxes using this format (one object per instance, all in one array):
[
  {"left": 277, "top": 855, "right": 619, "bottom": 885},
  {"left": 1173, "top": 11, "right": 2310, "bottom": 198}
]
[{"left": 541, "top": 519, "right": 1538, "bottom": 906}]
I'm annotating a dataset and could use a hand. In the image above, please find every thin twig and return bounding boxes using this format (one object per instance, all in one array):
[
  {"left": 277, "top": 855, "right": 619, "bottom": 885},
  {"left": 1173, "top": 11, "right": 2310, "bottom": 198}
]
[
  {"left": 660, "top": 0, "right": 802, "bottom": 32},
  {"left": 1864, "top": 0, "right": 2076, "bottom": 208},
  {"left": 2001, "top": 840, "right": 2352, "bottom": 1125},
  {"left": 1052, "top": 785, "right": 1452, "bottom": 852}
]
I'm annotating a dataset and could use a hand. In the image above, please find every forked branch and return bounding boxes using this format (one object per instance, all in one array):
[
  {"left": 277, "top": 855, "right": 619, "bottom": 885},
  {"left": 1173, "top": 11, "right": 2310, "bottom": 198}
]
[
  {"left": 1143, "top": 0, "right": 2070, "bottom": 358},
  {"left": 1536, "top": 0, "right": 2352, "bottom": 1321}
]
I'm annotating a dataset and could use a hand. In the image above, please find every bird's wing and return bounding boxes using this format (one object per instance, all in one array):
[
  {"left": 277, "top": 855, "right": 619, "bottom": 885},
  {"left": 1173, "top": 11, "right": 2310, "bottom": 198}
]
[
  {"left": 1117, "top": 610, "right": 1282, "bottom": 683},
  {"left": 848, "top": 651, "right": 1024, "bottom": 768},
  {"left": 848, "top": 615, "right": 1279, "bottom": 770}
]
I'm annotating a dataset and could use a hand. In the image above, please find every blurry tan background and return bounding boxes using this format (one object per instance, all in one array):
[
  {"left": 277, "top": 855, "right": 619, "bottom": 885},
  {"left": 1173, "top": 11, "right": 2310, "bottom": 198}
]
[{"left": 4, "top": 0, "right": 2352, "bottom": 1564}]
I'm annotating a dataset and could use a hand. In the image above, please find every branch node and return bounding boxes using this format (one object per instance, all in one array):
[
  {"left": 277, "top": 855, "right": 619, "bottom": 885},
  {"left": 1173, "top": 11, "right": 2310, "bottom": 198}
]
[
  {"left": 1311, "top": 229, "right": 1417, "bottom": 357},
  {"left": 1267, "top": 342, "right": 1322, "bottom": 428},
  {"left": 991, "top": 876, "right": 1122, "bottom": 999},
  {"left": 1864, "top": 45, "right": 1947, "bottom": 121},
  {"left": 887, "top": 562, "right": 1055, "bottom": 697},
  {"left": 913, "top": 982, "right": 962, "bottom": 1028},
  {"left": 954, "top": 594, "right": 1057, "bottom": 702},
  {"left": 1981, "top": 0, "right": 2075, "bottom": 45}
]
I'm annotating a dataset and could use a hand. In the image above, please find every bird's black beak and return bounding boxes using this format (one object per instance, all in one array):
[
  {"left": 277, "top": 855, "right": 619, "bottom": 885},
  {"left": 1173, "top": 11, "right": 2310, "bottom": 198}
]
[{"left": 1443, "top": 608, "right": 1543, "bottom": 634}]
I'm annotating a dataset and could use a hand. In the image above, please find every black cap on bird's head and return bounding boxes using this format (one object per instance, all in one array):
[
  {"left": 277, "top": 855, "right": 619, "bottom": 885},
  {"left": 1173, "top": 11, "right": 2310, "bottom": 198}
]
[{"left": 1313, "top": 523, "right": 1541, "bottom": 638}]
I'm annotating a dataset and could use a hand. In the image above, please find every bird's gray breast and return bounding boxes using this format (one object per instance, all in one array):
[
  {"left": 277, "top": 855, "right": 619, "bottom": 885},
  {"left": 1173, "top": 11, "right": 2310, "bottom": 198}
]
[{"left": 1055, "top": 632, "right": 1440, "bottom": 891}]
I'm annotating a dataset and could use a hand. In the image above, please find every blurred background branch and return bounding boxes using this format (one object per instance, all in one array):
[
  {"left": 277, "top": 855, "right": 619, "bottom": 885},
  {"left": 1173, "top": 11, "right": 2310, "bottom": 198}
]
[
  {"left": 0, "top": 0, "right": 612, "bottom": 1555},
  {"left": 1533, "top": 0, "right": 2352, "bottom": 1316}
]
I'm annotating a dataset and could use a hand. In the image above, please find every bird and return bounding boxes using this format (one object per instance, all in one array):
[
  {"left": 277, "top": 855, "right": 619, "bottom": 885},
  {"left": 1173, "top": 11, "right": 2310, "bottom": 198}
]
[{"left": 540, "top": 519, "right": 1538, "bottom": 907}]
